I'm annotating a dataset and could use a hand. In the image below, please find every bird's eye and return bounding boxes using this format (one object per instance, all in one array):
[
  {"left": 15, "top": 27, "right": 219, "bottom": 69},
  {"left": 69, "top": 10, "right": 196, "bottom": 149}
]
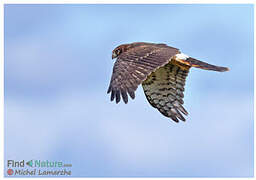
[{"left": 116, "top": 49, "right": 120, "bottom": 54}]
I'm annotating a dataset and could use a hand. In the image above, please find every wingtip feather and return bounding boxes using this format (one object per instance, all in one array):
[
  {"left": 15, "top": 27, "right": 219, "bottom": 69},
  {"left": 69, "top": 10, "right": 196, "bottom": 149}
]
[
  {"left": 115, "top": 90, "right": 121, "bottom": 104},
  {"left": 128, "top": 90, "right": 135, "bottom": 99},
  {"left": 110, "top": 90, "right": 115, "bottom": 101},
  {"left": 121, "top": 91, "right": 128, "bottom": 104},
  {"left": 107, "top": 86, "right": 112, "bottom": 94}
]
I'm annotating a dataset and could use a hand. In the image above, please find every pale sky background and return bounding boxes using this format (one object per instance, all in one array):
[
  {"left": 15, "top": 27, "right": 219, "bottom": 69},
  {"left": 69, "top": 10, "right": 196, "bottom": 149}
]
[{"left": 4, "top": 4, "right": 253, "bottom": 177}]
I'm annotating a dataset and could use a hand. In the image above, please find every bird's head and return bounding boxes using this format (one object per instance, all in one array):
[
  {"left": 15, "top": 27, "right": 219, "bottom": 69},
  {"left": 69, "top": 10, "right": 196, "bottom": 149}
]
[{"left": 112, "top": 44, "right": 130, "bottom": 59}]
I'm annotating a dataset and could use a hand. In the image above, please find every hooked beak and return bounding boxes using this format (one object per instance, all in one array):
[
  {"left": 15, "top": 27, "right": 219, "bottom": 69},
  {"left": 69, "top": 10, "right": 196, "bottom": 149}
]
[{"left": 112, "top": 52, "right": 116, "bottom": 59}]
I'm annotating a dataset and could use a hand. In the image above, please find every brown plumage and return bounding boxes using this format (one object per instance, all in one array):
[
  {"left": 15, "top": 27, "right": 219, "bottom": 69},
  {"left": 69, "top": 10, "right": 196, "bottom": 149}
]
[{"left": 107, "top": 42, "right": 229, "bottom": 123}]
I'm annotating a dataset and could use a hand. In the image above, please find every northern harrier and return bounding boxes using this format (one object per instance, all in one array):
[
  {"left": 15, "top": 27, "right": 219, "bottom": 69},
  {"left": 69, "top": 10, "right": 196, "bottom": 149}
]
[{"left": 107, "top": 42, "right": 229, "bottom": 122}]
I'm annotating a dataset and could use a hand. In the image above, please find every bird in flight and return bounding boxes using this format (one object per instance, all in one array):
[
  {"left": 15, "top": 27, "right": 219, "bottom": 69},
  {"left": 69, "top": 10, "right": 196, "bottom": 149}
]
[{"left": 107, "top": 42, "right": 229, "bottom": 123}]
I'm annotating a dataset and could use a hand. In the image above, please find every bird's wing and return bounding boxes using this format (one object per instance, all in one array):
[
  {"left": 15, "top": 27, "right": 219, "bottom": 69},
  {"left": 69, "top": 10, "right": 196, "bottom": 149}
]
[
  {"left": 107, "top": 44, "right": 180, "bottom": 104},
  {"left": 142, "top": 62, "right": 190, "bottom": 123}
]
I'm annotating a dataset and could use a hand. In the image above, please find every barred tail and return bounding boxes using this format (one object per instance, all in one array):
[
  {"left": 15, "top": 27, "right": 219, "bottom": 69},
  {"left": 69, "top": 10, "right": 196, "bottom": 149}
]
[{"left": 186, "top": 57, "right": 229, "bottom": 72}]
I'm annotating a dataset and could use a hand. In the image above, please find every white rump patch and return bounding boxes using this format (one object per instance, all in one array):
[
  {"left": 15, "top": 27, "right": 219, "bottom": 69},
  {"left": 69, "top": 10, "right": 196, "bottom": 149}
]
[{"left": 175, "top": 53, "right": 189, "bottom": 60}]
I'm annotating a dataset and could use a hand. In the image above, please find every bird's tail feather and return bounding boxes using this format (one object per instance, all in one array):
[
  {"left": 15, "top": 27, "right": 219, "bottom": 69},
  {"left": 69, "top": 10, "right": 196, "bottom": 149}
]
[{"left": 184, "top": 57, "right": 229, "bottom": 72}]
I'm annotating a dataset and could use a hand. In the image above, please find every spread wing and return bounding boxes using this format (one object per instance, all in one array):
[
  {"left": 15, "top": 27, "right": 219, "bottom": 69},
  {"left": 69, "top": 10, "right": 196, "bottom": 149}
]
[
  {"left": 107, "top": 44, "right": 180, "bottom": 104},
  {"left": 142, "top": 62, "right": 190, "bottom": 123}
]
